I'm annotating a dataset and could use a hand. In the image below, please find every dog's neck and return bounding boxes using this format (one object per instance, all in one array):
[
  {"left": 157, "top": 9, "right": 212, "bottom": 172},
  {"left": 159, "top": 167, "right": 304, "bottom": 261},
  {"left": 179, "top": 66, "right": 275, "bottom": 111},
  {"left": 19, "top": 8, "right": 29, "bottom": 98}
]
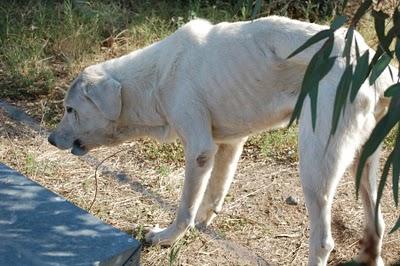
[
  {"left": 111, "top": 86, "right": 172, "bottom": 143},
  {"left": 111, "top": 122, "right": 177, "bottom": 144},
  {"left": 102, "top": 42, "right": 161, "bottom": 88},
  {"left": 100, "top": 44, "right": 168, "bottom": 124},
  {"left": 97, "top": 46, "right": 176, "bottom": 143}
]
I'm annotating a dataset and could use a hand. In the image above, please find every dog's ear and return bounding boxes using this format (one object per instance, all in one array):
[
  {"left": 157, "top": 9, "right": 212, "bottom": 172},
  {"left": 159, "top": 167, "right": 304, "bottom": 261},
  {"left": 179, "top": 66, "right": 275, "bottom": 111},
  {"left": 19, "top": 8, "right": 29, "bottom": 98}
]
[{"left": 84, "top": 76, "right": 122, "bottom": 121}]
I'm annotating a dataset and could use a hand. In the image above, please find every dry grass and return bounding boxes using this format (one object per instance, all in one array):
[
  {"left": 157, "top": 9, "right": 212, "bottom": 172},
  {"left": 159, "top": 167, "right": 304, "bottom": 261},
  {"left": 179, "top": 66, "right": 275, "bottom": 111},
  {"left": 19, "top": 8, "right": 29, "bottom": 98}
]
[{"left": 1, "top": 107, "right": 399, "bottom": 265}]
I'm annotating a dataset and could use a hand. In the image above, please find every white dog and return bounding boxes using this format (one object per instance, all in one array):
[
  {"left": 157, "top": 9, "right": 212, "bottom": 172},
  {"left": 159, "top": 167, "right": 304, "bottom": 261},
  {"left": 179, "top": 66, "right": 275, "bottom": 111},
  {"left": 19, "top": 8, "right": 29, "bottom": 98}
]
[{"left": 48, "top": 16, "right": 394, "bottom": 265}]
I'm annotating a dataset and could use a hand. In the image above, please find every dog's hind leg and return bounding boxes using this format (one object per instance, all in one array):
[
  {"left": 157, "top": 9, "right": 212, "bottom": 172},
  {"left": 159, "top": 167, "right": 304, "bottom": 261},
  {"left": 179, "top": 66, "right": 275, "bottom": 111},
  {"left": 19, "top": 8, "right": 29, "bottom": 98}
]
[
  {"left": 351, "top": 147, "right": 385, "bottom": 266},
  {"left": 300, "top": 149, "right": 340, "bottom": 266},
  {"left": 195, "top": 138, "right": 247, "bottom": 228},
  {"left": 299, "top": 104, "right": 366, "bottom": 265}
]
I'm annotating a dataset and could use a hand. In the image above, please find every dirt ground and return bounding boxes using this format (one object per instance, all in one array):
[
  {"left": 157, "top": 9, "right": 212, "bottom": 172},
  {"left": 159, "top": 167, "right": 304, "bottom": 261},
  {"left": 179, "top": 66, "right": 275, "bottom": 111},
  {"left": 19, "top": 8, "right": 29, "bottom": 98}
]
[{"left": 0, "top": 106, "right": 399, "bottom": 265}]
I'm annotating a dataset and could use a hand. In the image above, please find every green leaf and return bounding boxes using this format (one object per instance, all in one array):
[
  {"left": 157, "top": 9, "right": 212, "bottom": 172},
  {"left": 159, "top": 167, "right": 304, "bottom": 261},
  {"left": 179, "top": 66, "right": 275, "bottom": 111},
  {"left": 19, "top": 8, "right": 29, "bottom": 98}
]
[
  {"left": 289, "top": 57, "right": 320, "bottom": 127},
  {"left": 389, "top": 215, "right": 400, "bottom": 234},
  {"left": 307, "top": 57, "right": 337, "bottom": 130},
  {"left": 395, "top": 38, "right": 400, "bottom": 80},
  {"left": 331, "top": 65, "right": 353, "bottom": 135},
  {"left": 375, "top": 152, "right": 391, "bottom": 234},
  {"left": 309, "top": 84, "right": 318, "bottom": 130},
  {"left": 392, "top": 126, "right": 400, "bottom": 206},
  {"left": 330, "top": 15, "right": 347, "bottom": 31},
  {"left": 369, "top": 52, "right": 392, "bottom": 85},
  {"left": 289, "top": 91, "right": 306, "bottom": 127},
  {"left": 343, "top": 27, "right": 354, "bottom": 65},
  {"left": 355, "top": 38, "right": 360, "bottom": 59},
  {"left": 369, "top": 45, "right": 384, "bottom": 73},
  {"left": 351, "top": 0, "right": 372, "bottom": 26},
  {"left": 287, "top": 15, "right": 347, "bottom": 60},
  {"left": 396, "top": 38, "right": 400, "bottom": 62},
  {"left": 372, "top": 10, "right": 389, "bottom": 45},
  {"left": 357, "top": 94, "right": 400, "bottom": 196},
  {"left": 387, "top": 95, "right": 400, "bottom": 123},
  {"left": 246, "top": 0, "right": 253, "bottom": 17},
  {"left": 289, "top": 61, "right": 318, "bottom": 127},
  {"left": 251, "top": 0, "right": 262, "bottom": 19},
  {"left": 396, "top": 37, "right": 400, "bottom": 81},
  {"left": 384, "top": 83, "right": 400, "bottom": 97},
  {"left": 289, "top": 38, "right": 336, "bottom": 128},
  {"left": 379, "top": 25, "right": 396, "bottom": 55},
  {"left": 394, "top": 6, "right": 400, "bottom": 24},
  {"left": 287, "top": 29, "right": 332, "bottom": 59},
  {"left": 233, "top": 0, "right": 246, "bottom": 13},
  {"left": 341, "top": 0, "right": 349, "bottom": 14},
  {"left": 350, "top": 50, "right": 369, "bottom": 102},
  {"left": 388, "top": 64, "right": 394, "bottom": 82},
  {"left": 320, "top": 57, "right": 337, "bottom": 78}
]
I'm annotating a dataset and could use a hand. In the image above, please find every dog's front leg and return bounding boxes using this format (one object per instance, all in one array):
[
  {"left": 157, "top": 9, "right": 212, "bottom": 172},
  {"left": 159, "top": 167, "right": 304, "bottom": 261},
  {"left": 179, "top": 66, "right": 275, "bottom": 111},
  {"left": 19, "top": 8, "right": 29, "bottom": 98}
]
[
  {"left": 145, "top": 123, "right": 217, "bottom": 246},
  {"left": 195, "top": 138, "right": 246, "bottom": 228}
]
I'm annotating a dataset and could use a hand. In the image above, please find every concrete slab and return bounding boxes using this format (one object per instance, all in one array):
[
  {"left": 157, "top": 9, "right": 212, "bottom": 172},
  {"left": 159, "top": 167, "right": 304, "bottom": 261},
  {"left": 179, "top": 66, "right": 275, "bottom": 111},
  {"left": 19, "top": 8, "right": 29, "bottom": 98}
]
[{"left": 0, "top": 163, "right": 140, "bottom": 266}]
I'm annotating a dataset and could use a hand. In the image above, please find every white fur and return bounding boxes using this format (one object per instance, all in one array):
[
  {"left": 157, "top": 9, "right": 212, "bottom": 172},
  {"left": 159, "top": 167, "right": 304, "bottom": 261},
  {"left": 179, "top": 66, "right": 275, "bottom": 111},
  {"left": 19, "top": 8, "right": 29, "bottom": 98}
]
[{"left": 49, "top": 16, "right": 395, "bottom": 266}]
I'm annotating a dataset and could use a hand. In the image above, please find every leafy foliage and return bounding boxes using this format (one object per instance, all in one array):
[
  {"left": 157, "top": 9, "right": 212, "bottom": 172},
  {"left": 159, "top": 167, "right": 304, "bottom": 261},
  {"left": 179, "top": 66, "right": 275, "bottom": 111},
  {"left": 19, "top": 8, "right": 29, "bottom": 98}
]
[
  {"left": 287, "top": 16, "right": 346, "bottom": 130},
  {"left": 281, "top": 0, "right": 400, "bottom": 232}
]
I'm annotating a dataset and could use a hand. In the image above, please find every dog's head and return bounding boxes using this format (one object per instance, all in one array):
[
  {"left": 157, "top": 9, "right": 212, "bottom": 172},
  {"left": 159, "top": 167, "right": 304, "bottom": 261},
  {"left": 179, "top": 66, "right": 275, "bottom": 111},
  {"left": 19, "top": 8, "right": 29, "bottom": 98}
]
[{"left": 48, "top": 67, "right": 122, "bottom": 156}]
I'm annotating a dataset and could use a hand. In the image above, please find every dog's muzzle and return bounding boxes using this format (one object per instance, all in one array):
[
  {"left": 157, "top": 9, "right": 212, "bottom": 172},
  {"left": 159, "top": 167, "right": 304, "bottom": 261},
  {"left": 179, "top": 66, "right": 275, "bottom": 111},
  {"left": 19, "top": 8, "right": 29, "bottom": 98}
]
[
  {"left": 48, "top": 134, "right": 57, "bottom": 147},
  {"left": 71, "top": 139, "right": 88, "bottom": 156}
]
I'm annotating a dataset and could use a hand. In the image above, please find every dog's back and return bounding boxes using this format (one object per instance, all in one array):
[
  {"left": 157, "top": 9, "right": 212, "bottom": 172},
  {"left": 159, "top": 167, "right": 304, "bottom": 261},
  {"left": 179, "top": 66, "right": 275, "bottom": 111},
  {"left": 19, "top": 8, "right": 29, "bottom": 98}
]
[
  {"left": 160, "top": 17, "right": 340, "bottom": 139},
  {"left": 159, "top": 16, "right": 392, "bottom": 141}
]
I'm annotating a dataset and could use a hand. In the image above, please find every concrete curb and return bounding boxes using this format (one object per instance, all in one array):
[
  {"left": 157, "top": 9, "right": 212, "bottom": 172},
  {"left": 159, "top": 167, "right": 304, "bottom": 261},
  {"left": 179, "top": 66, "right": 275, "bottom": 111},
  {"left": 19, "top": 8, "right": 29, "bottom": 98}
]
[{"left": 0, "top": 163, "right": 141, "bottom": 266}]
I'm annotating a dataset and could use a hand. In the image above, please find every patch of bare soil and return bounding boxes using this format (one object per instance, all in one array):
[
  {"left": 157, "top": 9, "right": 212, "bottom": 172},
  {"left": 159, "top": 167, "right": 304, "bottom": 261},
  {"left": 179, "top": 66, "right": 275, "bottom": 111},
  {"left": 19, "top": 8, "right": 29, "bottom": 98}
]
[{"left": 0, "top": 108, "right": 399, "bottom": 265}]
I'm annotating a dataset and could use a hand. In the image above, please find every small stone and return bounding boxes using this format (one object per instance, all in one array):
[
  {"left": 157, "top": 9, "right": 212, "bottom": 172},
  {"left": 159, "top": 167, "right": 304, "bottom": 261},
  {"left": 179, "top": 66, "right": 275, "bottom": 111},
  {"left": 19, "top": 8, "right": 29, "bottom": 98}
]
[{"left": 285, "top": 195, "right": 299, "bottom": 206}]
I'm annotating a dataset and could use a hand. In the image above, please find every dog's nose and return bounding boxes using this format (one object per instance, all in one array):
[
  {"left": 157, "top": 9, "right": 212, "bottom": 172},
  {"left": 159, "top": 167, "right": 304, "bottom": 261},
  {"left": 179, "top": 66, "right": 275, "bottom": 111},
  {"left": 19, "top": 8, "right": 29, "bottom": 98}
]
[{"left": 48, "top": 133, "right": 57, "bottom": 147}]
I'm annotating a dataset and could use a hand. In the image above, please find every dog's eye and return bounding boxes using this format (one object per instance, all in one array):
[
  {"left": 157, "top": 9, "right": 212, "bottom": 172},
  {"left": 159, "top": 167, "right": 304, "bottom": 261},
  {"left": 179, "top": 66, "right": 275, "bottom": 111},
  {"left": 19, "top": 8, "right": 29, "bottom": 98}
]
[{"left": 66, "top": 107, "right": 73, "bottom": 113}]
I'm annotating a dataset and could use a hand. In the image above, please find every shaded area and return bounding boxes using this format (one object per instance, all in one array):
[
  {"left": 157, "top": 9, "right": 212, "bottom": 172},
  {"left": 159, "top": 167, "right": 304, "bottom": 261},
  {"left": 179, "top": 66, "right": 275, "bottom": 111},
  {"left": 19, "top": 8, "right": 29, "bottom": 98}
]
[
  {"left": 0, "top": 163, "right": 140, "bottom": 266},
  {"left": 0, "top": 100, "right": 46, "bottom": 133}
]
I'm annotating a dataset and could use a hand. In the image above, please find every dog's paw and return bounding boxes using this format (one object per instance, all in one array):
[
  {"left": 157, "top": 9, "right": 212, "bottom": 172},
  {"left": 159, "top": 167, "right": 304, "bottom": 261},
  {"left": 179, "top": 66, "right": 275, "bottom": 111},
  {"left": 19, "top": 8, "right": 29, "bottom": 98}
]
[
  {"left": 195, "top": 207, "right": 218, "bottom": 229},
  {"left": 355, "top": 253, "right": 384, "bottom": 266},
  {"left": 144, "top": 226, "right": 179, "bottom": 247},
  {"left": 355, "top": 235, "right": 384, "bottom": 266}
]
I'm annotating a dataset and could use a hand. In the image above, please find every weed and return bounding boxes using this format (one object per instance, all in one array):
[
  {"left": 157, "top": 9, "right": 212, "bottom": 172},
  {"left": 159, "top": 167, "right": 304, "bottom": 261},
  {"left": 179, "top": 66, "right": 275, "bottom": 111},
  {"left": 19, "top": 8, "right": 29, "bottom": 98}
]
[
  {"left": 132, "top": 224, "right": 145, "bottom": 242},
  {"left": 245, "top": 127, "right": 298, "bottom": 162},
  {"left": 169, "top": 238, "right": 185, "bottom": 266},
  {"left": 24, "top": 153, "right": 37, "bottom": 176},
  {"left": 168, "top": 228, "right": 199, "bottom": 265},
  {"left": 157, "top": 164, "right": 172, "bottom": 177}
]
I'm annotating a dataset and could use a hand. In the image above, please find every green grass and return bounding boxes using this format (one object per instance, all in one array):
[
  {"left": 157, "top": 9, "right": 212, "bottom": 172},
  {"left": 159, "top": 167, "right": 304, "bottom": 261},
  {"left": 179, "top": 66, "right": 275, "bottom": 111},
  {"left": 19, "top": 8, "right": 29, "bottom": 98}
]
[
  {"left": 24, "top": 153, "right": 37, "bottom": 175},
  {"left": 245, "top": 127, "right": 298, "bottom": 162},
  {"left": 0, "top": 0, "right": 337, "bottom": 100},
  {"left": 0, "top": 0, "right": 343, "bottom": 161},
  {"left": 0, "top": 0, "right": 233, "bottom": 99},
  {"left": 0, "top": 0, "right": 169, "bottom": 99}
]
